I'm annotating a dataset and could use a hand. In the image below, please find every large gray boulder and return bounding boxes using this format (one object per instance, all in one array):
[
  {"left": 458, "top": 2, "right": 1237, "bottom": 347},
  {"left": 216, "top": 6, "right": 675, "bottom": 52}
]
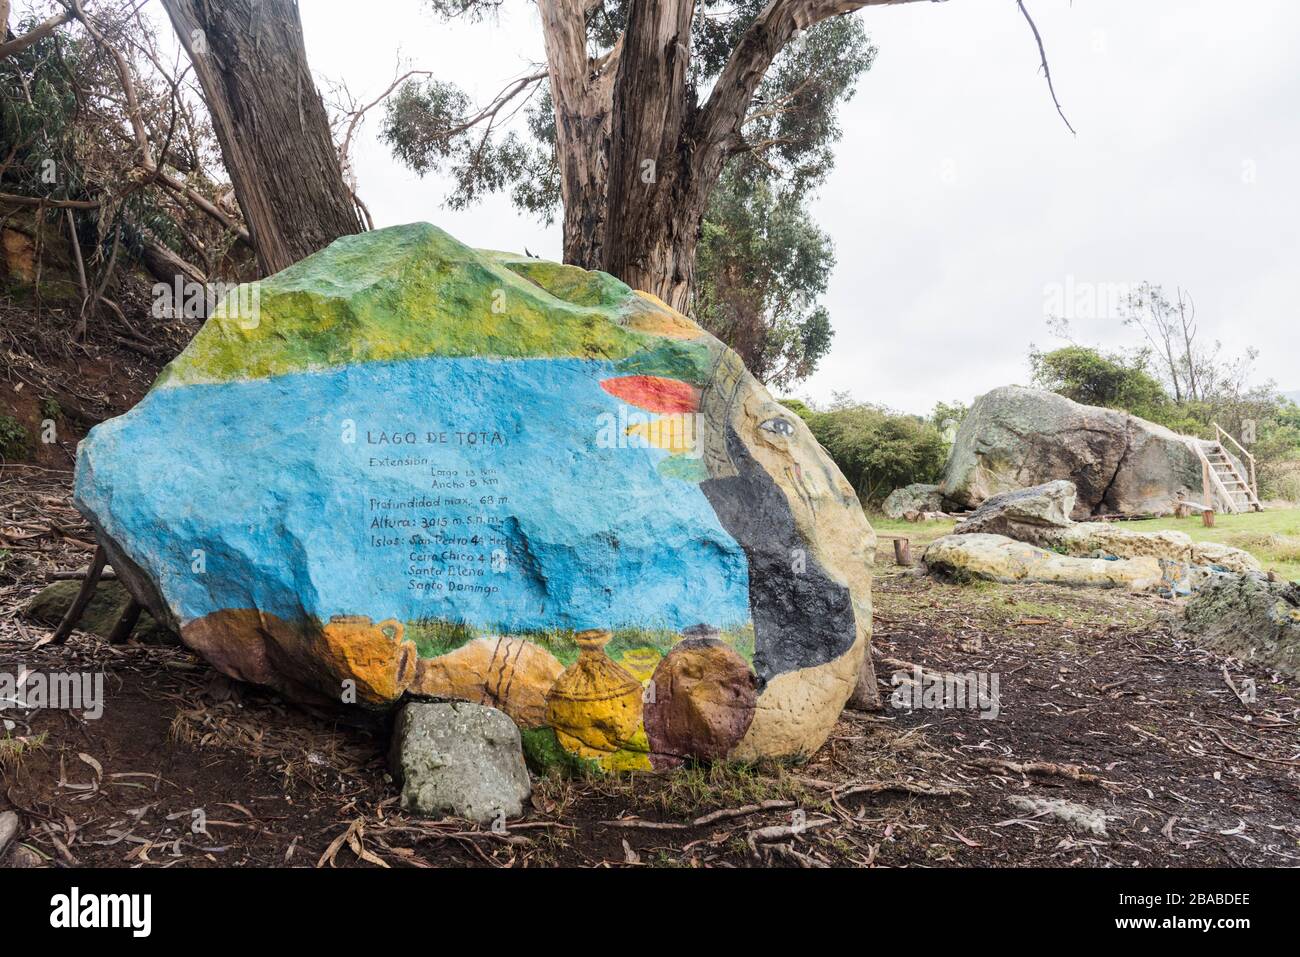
[
  {"left": 1178, "top": 574, "right": 1300, "bottom": 679},
  {"left": 881, "top": 483, "right": 945, "bottom": 519},
  {"left": 953, "top": 480, "right": 1076, "bottom": 538},
  {"left": 390, "top": 701, "right": 531, "bottom": 823},
  {"left": 940, "top": 386, "right": 1207, "bottom": 517}
]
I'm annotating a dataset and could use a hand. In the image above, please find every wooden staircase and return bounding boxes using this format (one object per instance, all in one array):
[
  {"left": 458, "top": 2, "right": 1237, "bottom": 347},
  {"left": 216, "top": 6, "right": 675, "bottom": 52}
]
[{"left": 1189, "top": 424, "right": 1262, "bottom": 514}]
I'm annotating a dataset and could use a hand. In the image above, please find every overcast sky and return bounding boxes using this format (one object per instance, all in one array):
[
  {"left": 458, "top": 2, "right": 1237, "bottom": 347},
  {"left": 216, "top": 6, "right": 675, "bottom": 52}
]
[{"left": 233, "top": 0, "right": 1297, "bottom": 412}]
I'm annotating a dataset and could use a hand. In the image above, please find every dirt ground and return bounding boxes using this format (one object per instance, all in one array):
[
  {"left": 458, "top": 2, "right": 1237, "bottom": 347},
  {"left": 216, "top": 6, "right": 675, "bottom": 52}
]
[{"left": 2, "top": 464, "right": 1297, "bottom": 868}]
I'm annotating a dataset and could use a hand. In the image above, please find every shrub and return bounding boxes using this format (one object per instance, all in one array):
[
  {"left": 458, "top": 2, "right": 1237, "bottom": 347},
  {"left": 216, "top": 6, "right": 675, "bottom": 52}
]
[
  {"left": 1029, "top": 345, "right": 1171, "bottom": 422},
  {"left": 0, "top": 414, "right": 29, "bottom": 461},
  {"left": 1263, "top": 459, "right": 1300, "bottom": 503},
  {"left": 798, "top": 400, "right": 948, "bottom": 504}
]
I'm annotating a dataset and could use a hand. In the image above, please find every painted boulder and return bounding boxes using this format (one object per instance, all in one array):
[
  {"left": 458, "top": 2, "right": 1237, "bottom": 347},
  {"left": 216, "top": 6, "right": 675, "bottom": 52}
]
[{"left": 75, "top": 223, "right": 876, "bottom": 770}]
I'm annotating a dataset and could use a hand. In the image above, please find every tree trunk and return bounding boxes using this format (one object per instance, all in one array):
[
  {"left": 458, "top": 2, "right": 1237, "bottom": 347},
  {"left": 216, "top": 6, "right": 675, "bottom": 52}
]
[
  {"left": 542, "top": 0, "right": 916, "bottom": 307},
  {"left": 602, "top": 0, "right": 699, "bottom": 310},
  {"left": 602, "top": 193, "right": 702, "bottom": 312},
  {"left": 539, "top": 0, "right": 619, "bottom": 271},
  {"left": 160, "top": 0, "right": 362, "bottom": 276}
]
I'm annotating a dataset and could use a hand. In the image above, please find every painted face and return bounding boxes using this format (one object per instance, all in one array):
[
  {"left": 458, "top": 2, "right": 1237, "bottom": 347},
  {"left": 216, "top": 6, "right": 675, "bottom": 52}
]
[
  {"left": 697, "top": 360, "right": 874, "bottom": 687},
  {"left": 734, "top": 384, "right": 876, "bottom": 606}
]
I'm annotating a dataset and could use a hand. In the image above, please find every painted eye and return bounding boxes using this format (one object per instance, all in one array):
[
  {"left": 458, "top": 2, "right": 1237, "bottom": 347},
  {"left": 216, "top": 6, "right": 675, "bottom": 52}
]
[{"left": 760, "top": 417, "right": 795, "bottom": 437}]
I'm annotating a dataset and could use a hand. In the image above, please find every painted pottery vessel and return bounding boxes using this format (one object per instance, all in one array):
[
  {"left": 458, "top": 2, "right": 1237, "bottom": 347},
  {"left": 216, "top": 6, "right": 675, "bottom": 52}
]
[
  {"left": 321, "top": 614, "right": 415, "bottom": 703},
  {"left": 546, "top": 629, "right": 643, "bottom": 757}
]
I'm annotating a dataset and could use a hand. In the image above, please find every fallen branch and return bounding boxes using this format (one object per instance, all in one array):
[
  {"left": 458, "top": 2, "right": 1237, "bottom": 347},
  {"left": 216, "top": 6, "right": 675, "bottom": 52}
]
[
  {"left": 969, "top": 757, "right": 1106, "bottom": 786},
  {"left": 1209, "top": 729, "right": 1300, "bottom": 767},
  {"left": 1221, "top": 665, "right": 1252, "bottom": 708},
  {"left": 50, "top": 567, "right": 116, "bottom": 581},
  {"left": 692, "top": 799, "right": 797, "bottom": 827},
  {"left": 603, "top": 797, "right": 801, "bottom": 831},
  {"left": 600, "top": 817, "right": 687, "bottom": 831},
  {"left": 835, "top": 780, "right": 968, "bottom": 799},
  {"left": 747, "top": 817, "right": 834, "bottom": 848},
  {"left": 0, "top": 192, "right": 99, "bottom": 210}
]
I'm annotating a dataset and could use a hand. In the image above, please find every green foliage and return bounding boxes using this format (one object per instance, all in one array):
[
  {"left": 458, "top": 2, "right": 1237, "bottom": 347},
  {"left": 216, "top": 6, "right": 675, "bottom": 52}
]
[
  {"left": 380, "top": 80, "right": 553, "bottom": 215},
  {"left": 519, "top": 727, "right": 598, "bottom": 778},
  {"left": 1266, "top": 461, "right": 1300, "bottom": 504},
  {"left": 1, "top": 7, "right": 233, "bottom": 289},
  {"left": 694, "top": 171, "right": 835, "bottom": 389},
  {"left": 736, "top": 14, "right": 876, "bottom": 194},
  {"left": 930, "top": 401, "right": 968, "bottom": 429},
  {"left": 0, "top": 414, "right": 30, "bottom": 461},
  {"left": 799, "top": 399, "right": 948, "bottom": 504},
  {"left": 694, "top": 15, "right": 874, "bottom": 387},
  {"left": 777, "top": 398, "right": 816, "bottom": 422},
  {"left": 1029, "top": 345, "right": 1171, "bottom": 421},
  {"left": 0, "top": 13, "right": 85, "bottom": 203},
  {"left": 930, "top": 400, "right": 968, "bottom": 448}
]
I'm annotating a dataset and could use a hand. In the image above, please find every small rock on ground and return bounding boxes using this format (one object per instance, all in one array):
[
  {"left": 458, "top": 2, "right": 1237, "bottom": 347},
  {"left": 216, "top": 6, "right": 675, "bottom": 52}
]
[
  {"left": 389, "top": 701, "right": 531, "bottom": 824},
  {"left": 1007, "top": 795, "right": 1108, "bottom": 837},
  {"left": 0, "top": 810, "right": 18, "bottom": 860}
]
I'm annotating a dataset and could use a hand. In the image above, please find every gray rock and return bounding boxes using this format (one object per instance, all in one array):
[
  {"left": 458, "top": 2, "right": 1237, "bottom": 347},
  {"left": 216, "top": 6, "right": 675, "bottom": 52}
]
[
  {"left": 0, "top": 811, "right": 18, "bottom": 861},
  {"left": 1103, "top": 415, "right": 1212, "bottom": 516},
  {"left": 881, "top": 483, "right": 945, "bottom": 520},
  {"left": 954, "top": 480, "right": 1076, "bottom": 538},
  {"left": 940, "top": 386, "right": 1208, "bottom": 518},
  {"left": 1007, "top": 796, "right": 1108, "bottom": 837},
  {"left": 1178, "top": 574, "right": 1300, "bottom": 679},
  {"left": 5, "top": 845, "right": 44, "bottom": 868},
  {"left": 22, "top": 578, "right": 174, "bottom": 643},
  {"left": 389, "top": 701, "right": 531, "bottom": 823}
]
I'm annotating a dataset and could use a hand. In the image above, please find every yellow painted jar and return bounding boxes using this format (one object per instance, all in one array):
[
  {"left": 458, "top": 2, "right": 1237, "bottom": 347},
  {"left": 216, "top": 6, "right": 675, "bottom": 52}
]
[{"left": 546, "top": 629, "right": 643, "bottom": 758}]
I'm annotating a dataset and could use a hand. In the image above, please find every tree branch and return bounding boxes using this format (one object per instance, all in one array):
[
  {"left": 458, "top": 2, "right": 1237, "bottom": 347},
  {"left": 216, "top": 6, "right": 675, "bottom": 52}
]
[
  {"left": 0, "top": 7, "right": 73, "bottom": 60},
  {"left": 1016, "top": 0, "right": 1075, "bottom": 134},
  {"left": 67, "top": 0, "right": 155, "bottom": 168},
  {"left": 0, "top": 191, "right": 99, "bottom": 209},
  {"left": 695, "top": 0, "right": 938, "bottom": 169}
]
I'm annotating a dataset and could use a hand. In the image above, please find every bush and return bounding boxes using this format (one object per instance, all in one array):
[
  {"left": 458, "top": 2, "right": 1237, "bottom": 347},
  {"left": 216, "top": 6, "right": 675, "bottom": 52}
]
[
  {"left": 797, "top": 400, "right": 947, "bottom": 504},
  {"left": 1264, "top": 459, "right": 1300, "bottom": 503},
  {"left": 1029, "top": 345, "right": 1171, "bottom": 422},
  {"left": 778, "top": 398, "right": 816, "bottom": 422},
  {"left": 0, "top": 414, "right": 29, "bottom": 462}
]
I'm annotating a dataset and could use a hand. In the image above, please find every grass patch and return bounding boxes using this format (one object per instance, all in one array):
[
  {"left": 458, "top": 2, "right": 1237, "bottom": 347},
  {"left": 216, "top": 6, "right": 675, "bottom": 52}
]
[
  {"left": 869, "top": 515, "right": 957, "bottom": 550},
  {"left": 1123, "top": 507, "right": 1300, "bottom": 581},
  {"left": 649, "top": 760, "right": 817, "bottom": 817},
  {"left": 0, "top": 731, "right": 48, "bottom": 768},
  {"left": 870, "top": 507, "right": 1300, "bottom": 582}
]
